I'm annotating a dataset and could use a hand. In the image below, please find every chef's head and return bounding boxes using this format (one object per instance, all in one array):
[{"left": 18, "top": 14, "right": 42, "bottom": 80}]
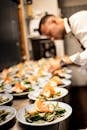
[{"left": 38, "top": 14, "right": 65, "bottom": 41}]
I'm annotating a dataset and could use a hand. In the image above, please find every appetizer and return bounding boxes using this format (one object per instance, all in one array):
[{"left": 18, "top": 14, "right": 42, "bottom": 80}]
[
  {"left": 12, "top": 81, "right": 33, "bottom": 93},
  {"left": 24, "top": 99, "right": 66, "bottom": 123},
  {"left": 0, "top": 96, "right": 9, "bottom": 104},
  {"left": 53, "top": 68, "right": 72, "bottom": 79},
  {"left": 39, "top": 85, "right": 61, "bottom": 99},
  {"left": 49, "top": 76, "right": 63, "bottom": 86}
]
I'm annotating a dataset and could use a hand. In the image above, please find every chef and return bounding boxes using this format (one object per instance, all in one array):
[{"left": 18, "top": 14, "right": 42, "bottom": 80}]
[{"left": 38, "top": 10, "right": 87, "bottom": 70}]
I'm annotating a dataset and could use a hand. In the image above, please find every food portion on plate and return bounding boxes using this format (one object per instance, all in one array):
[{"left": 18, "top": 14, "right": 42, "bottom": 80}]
[
  {"left": 53, "top": 68, "right": 72, "bottom": 79},
  {"left": 38, "top": 76, "right": 67, "bottom": 89},
  {"left": 37, "top": 85, "right": 61, "bottom": 100},
  {"left": 0, "top": 109, "right": 10, "bottom": 123},
  {"left": 0, "top": 77, "right": 34, "bottom": 97},
  {"left": 25, "top": 99, "right": 66, "bottom": 123},
  {"left": 11, "top": 80, "right": 33, "bottom": 94},
  {"left": 0, "top": 106, "right": 16, "bottom": 126},
  {"left": 49, "top": 76, "right": 64, "bottom": 86},
  {"left": 38, "top": 86, "right": 68, "bottom": 101},
  {"left": 38, "top": 75, "right": 71, "bottom": 89},
  {"left": 16, "top": 99, "right": 72, "bottom": 126},
  {"left": 28, "top": 85, "right": 68, "bottom": 101},
  {"left": 0, "top": 93, "right": 13, "bottom": 106}
]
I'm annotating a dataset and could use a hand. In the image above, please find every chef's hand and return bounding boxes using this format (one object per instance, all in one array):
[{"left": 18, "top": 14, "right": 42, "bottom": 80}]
[{"left": 60, "top": 55, "right": 73, "bottom": 67}]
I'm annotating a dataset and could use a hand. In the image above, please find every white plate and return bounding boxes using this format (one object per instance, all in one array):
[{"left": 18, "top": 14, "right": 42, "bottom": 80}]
[
  {"left": 63, "top": 67, "right": 72, "bottom": 73},
  {"left": 0, "top": 93, "right": 13, "bottom": 106},
  {"left": 12, "top": 91, "right": 30, "bottom": 97},
  {"left": 59, "top": 79, "right": 71, "bottom": 87},
  {"left": 16, "top": 101, "right": 72, "bottom": 126},
  {"left": 28, "top": 88, "right": 42, "bottom": 101},
  {"left": 3, "top": 84, "right": 32, "bottom": 97},
  {"left": 0, "top": 106, "right": 16, "bottom": 126},
  {"left": 28, "top": 87, "right": 68, "bottom": 101},
  {"left": 58, "top": 73, "right": 72, "bottom": 79}
]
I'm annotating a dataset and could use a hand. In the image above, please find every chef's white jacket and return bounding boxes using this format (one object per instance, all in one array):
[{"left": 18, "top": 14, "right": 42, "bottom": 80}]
[{"left": 64, "top": 10, "right": 87, "bottom": 67}]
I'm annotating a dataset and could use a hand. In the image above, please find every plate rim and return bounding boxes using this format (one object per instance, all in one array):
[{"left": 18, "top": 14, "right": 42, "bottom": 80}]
[
  {"left": 12, "top": 91, "right": 30, "bottom": 97},
  {"left": 59, "top": 79, "right": 71, "bottom": 87}
]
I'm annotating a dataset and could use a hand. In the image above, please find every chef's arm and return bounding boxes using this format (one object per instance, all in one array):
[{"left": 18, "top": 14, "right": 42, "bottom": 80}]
[{"left": 69, "top": 48, "right": 87, "bottom": 66}]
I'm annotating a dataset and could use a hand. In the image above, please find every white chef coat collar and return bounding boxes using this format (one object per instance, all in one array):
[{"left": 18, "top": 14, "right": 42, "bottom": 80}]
[{"left": 64, "top": 18, "right": 71, "bottom": 34}]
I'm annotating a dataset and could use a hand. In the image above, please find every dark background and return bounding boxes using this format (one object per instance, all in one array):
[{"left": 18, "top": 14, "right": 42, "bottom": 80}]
[{"left": 0, "top": 0, "right": 21, "bottom": 71}]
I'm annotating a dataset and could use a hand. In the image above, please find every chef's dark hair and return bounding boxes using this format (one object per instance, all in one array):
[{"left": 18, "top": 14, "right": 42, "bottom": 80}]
[{"left": 38, "top": 14, "right": 54, "bottom": 35}]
